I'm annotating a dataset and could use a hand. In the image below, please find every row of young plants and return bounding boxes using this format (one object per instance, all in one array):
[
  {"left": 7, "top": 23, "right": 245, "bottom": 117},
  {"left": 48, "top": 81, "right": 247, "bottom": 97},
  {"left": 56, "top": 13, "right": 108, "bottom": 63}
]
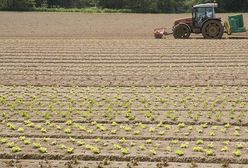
[
  {"left": 1, "top": 109, "right": 247, "bottom": 127},
  {"left": 1, "top": 120, "right": 248, "bottom": 139},
  {"left": 0, "top": 136, "right": 246, "bottom": 158},
  {"left": 0, "top": 85, "right": 247, "bottom": 160},
  {"left": 0, "top": 86, "right": 247, "bottom": 124}
]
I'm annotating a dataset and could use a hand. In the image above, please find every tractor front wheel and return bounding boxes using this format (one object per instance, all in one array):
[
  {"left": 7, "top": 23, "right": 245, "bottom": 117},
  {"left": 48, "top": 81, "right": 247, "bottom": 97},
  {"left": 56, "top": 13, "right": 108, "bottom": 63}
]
[
  {"left": 173, "top": 24, "right": 191, "bottom": 39},
  {"left": 202, "top": 20, "right": 224, "bottom": 39}
]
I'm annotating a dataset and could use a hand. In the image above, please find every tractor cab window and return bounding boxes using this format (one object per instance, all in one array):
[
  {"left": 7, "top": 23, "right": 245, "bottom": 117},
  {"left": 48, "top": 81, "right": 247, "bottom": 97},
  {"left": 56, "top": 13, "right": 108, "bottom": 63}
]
[
  {"left": 194, "top": 7, "right": 215, "bottom": 26},
  {"left": 206, "top": 7, "right": 215, "bottom": 18},
  {"left": 196, "top": 8, "right": 206, "bottom": 22}
]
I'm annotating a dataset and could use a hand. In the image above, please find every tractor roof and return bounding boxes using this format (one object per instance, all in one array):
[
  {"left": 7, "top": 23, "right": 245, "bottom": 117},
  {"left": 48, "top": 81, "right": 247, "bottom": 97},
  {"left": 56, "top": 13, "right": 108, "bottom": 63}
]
[{"left": 193, "top": 3, "right": 218, "bottom": 8}]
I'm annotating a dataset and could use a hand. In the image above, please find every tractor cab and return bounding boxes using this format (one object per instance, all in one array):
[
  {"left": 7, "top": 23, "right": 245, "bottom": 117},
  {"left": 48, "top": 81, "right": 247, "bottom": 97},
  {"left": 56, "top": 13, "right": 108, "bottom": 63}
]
[{"left": 192, "top": 3, "right": 218, "bottom": 33}]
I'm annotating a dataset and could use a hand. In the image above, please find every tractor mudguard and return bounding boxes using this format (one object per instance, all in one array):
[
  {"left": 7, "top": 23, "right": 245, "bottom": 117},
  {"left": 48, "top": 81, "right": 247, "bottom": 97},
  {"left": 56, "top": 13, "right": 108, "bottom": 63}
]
[{"left": 173, "top": 23, "right": 192, "bottom": 32}]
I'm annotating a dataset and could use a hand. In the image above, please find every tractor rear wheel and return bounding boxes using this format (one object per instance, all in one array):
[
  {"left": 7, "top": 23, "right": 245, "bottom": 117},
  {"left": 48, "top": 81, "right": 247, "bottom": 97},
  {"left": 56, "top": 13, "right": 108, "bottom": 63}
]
[
  {"left": 173, "top": 24, "right": 191, "bottom": 39},
  {"left": 202, "top": 20, "right": 224, "bottom": 39}
]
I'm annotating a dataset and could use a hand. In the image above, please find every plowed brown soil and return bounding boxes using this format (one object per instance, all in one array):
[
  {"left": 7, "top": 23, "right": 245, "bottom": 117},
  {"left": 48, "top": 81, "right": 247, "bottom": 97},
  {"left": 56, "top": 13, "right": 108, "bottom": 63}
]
[
  {"left": 0, "top": 12, "right": 248, "bottom": 168},
  {"left": 0, "top": 12, "right": 247, "bottom": 38}
]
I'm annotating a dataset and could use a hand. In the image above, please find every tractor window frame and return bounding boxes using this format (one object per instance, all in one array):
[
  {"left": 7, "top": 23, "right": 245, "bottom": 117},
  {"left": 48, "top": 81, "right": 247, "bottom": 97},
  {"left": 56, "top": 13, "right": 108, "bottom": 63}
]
[{"left": 192, "top": 8, "right": 196, "bottom": 19}]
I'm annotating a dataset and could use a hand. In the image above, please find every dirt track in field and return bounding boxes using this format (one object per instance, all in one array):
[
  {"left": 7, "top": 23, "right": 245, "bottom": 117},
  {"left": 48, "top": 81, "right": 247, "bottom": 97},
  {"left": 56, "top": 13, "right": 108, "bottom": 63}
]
[{"left": 0, "top": 12, "right": 247, "bottom": 38}]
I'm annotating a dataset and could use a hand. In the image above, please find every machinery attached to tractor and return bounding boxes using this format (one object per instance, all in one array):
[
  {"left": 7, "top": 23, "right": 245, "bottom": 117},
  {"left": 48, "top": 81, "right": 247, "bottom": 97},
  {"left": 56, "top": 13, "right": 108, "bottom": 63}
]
[{"left": 154, "top": 3, "right": 247, "bottom": 39}]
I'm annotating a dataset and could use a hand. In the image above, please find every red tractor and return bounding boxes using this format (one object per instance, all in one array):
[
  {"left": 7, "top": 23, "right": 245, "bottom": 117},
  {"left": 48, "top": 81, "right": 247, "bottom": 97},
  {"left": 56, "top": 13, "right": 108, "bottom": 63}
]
[
  {"left": 154, "top": 3, "right": 245, "bottom": 39},
  {"left": 173, "top": 3, "right": 223, "bottom": 39}
]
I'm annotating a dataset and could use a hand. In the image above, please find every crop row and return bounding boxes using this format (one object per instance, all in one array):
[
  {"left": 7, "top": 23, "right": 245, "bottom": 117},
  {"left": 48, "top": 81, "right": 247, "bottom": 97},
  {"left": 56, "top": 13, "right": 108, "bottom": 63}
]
[
  {"left": 0, "top": 137, "right": 247, "bottom": 162},
  {"left": 1, "top": 120, "right": 248, "bottom": 141},
  {"left": 0, "top": 86, "right": 247, "bottom": 124},
  {"left": 1, "top": 109, "right": 247, "bottom": 126}
]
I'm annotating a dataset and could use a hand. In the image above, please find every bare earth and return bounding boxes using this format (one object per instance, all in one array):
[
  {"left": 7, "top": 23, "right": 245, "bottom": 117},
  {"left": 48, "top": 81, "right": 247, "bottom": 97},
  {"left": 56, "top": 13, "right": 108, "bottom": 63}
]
[
  {"left": 0, "top": 39, "right": 248, "bottom": 86},
  {"left": 0, "top": 12, "right": 248, "bottom": 168},
  {"left": 0, "top": 12, "right": 247, "bottom": 38}
]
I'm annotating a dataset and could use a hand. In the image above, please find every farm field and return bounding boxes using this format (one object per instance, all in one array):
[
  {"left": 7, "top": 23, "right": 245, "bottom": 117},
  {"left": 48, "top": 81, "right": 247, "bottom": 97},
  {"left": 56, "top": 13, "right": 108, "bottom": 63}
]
[
  {"left": 0, "top": 12, "right": 248, "bottom": 168},
  {"left": 0, "top": 12, "right": 247, "bottom": 38}
]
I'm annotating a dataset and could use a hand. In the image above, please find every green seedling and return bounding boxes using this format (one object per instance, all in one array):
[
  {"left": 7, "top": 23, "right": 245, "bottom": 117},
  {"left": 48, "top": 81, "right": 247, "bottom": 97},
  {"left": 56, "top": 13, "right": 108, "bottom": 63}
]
[
  {"left": 111, "top": 129, "right": 117, "bottom": 134},
  {"left": 43, "top": 137, "right": 50, "bottom": 142},
  {"left": 170, "top": 140, "right": 179, "bottom": 145},
  {"left": 146, "top": 139, "right": 152, "bottom": 144},
  {"left": 205, "top": 149, "right": 215, "bottom": 156},
  {"left": 209, "top": 131, "right": 216, "bottom": 136},
  {"left": 134, "top": 130, "right": 140, "bottom": 135},
  {"left": 130, "top": 142, "right": 136, "bottom": 147},
  {"left": 56, "top": 125, "right": 62, "bottom": 130},
  {"left": 60, "top": 144, "right": 67, "bottom": 149},
  {"left": 113, "top": 144, "right": 122, "bottom": 150},
  {"left": 221, "top": 146, "right": 229, "bottom": 152},
  {"left": 91, "top": 146, "right": 100, "bottom": 154},
  {"left": 139, "top": 144, "right": 146, "bottom": 151},
  {"left": 233, "top": 150, "right": 241, "bottom": 157},
  {"left": 6, "top": 123, "right": 16, "bottom": 130},
  {"left": 180, "top": 143, "right": 189, "bottom": 148},
  {"left": 0, "top": 138, "right": 7, "bottom": 144},
  {"left": 24, "top": 139, "right": 31, "bottom": 145},
  {"left": 77, "top": 140, "right": 85, "bottom": 146},
  {"left": 33, "top": 143, "right": 41, "bottom": 148},
  {"left": 178, "top": 123, "right": 185, "bottom": 128},
  {"left": 50, "top": 141, "right": 57, "bottom": 145},
  {"left": 112, "top": 121, "right": 118, "bottom": 126},
  {"left": 158, "top": 131, "right": 165, "bottom": 135},
  {"left": 223, "top": 141, "right": 229, "bottom": 145},
  {"left": 236, "top": 143, "right": 244, "bottom": 149},
  {"left": 207, "top": 142, "right": 214, "bottom": 148},
  {"left": 67, "top": 147, "right": 74, "bottom": 154},
  {"left": 175, "top": 150, "right": 184, "bottom": 156},
  {"left": 17, "top": 127, "right": 25, "bottom": 133},
  {"left": 225, "top": 123, "right": 231, "bottom": 128},
  {"left": 119, "top": 138, "right": 126, "bottom": 144},
  {"left": 201, "top": 123, "right": 208, "bottom": 128},
  {"left": 234, "top": 131, "right": 240, "bottom": 136},
  {"left": 39, "top": 147, "right": 47, "bottom": 153},
  {"left": 149, "top": 127, "right": 156, "bottom": 132},
  {"left": 193, "top": 146, "right": 204, "bottom": 152},
  {"left": 150, "top": 149, "right": 157, "bottom": 155},
  {"left": 41, "top": 128, "right": 47, "bottom": 133},
  {"left": 19, "top": 136, "right": 26, "bottom": 141},
  {"left": 69, "top": 137, "right": 75, "bottom": 142},
  {"left": 12, "top": 146, "right": 22, "bottom": 153},
  {"left": 196, "top": 140, "right": 204, "bottom": 145},
  {"left": 121, "top": 147, "right": 129, "bottom": 155},
  {"left": 64, "top": 128, "right": 71, "bottom": 134},
  {"left": 65, "top": 120, "right": 73, "bottom": 126},
  {"left": 6, "top": 142, "right": 15, "bottom": 148}
]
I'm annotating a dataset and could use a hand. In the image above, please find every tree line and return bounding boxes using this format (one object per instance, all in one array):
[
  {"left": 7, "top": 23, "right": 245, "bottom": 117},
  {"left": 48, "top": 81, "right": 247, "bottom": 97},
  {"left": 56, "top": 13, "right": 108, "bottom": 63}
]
[{"left": 0, "top": 0, "right": 247, "bottom": 12}]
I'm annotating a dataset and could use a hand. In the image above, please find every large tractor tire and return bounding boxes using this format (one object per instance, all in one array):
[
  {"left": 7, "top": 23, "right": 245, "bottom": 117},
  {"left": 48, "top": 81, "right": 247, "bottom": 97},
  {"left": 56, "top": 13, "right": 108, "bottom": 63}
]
[
  {"left": 202, "top": 20, "right": 224, "bottom": 39},
  {"left": 173, "top": 24, "right": 191, "bottom": 39}
]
